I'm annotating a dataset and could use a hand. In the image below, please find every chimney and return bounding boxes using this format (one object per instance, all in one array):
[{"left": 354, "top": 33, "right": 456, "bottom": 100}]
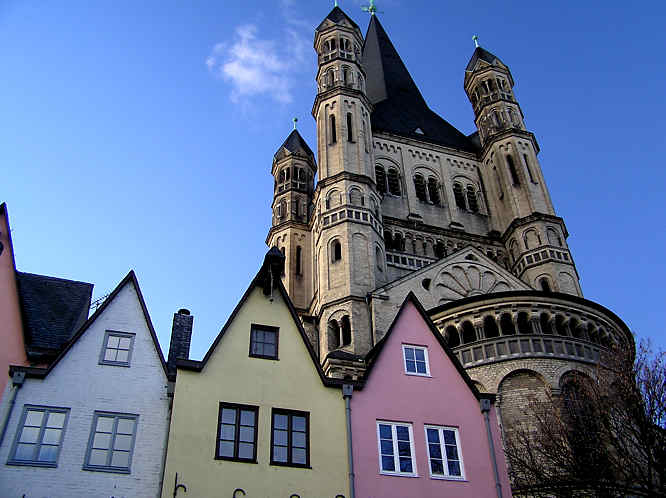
[{"left": 167, "top": 308, "right": 193, "bottom": 379}]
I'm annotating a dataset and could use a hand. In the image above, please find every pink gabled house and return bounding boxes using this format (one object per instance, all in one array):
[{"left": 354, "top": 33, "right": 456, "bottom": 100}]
[{"left": 350, "top": 292, "right": 510, "bottom": 498}]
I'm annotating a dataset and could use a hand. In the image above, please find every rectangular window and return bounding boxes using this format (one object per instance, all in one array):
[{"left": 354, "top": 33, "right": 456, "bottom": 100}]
[
  {"left": 99, "top": 331, "right": 135, "bottom": 367},
  {"left": 271, "top": 409, "right": 309, "bottom": 468},
  {"left": 84, "top": 412, "right": 138, "bottom": 473},
  {"left": 377, "top": 421, "right": 417, "bottom": 476},
  {"left": 8, "top": 405, "right": 69, "bottom": 467},
  {"left": 402, "top": 345, "right": 430, "bottom": 376},
  {"left": 216, "top": 403, "right": 258, "bottom": 463},
  {"left": 249, "top": 324, "right": 279, "bottom": 360},
  {"left": 425, "top": 425, "right": 465, "bottom": 480}
]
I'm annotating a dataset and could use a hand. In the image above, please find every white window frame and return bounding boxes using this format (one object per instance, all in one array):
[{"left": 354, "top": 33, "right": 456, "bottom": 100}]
[
  {"left": 376, "top": 421, "right": 418, "bottom": 477},
  {"left": 7, "top": 405, "right": 70, "bottom": 468},
  {"left": 402, "top": 344, "right": 430, "bottom": 377},
  {"left": 99, "top": 330, "right": 135, "bottom": 367},
  {"left": 424, "top": 425, "right": 466, "bottom": 480}
]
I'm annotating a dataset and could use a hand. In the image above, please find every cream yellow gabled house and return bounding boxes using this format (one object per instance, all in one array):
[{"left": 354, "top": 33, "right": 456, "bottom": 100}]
[{"left": 162, "top": 248, "right": 350, "bottom": 498}]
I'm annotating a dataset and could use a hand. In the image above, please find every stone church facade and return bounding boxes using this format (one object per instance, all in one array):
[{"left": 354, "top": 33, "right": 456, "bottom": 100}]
[{"left": 266, "top": 4, "right": 631, "bottom": 472}]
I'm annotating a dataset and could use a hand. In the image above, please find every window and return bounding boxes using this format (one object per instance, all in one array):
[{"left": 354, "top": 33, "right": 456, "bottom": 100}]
[
  {"left": 8, "top": 405, "right": 69, "bottom": 467},
  {"left": 377, "top": 422, "right": 416, "bottom": 476},
  {"left": 341, "top": 315, "right": 352, "bottom": 346},
  {"left": 425, "top": 426, "right": 464, "bottom": 479},
  {"left": 466, "top": 186, "right": 479, "bottom": 213},
  {"left": 84, "top": 412, "right": 138, "bottom": 473},
  {"left": 271, "top": 409, "right": 309, "bottom": 467},
  {"left": 330, "top": 115, "right": 337, "bottom": 143},
  {"left": 249, "top": 324, "right": 278, "bottom": 359},
  {"left": 216, "top": 403, "right": 258, "bottom": 462},
  {"left": 506, "top": 155, "right": 521, "bottom": 185},
  {"left": 414, "top": 174, "right": 427, "bottom": 202},
  {"left": 387, "top": 168, "right": 401, "bottom": 196},
  {"left": 375, "top": 165, "right": 387, "bottom": 195},
  {"left": 402, "top": 345, "right": 430, "bottom": 376},
  {"left": 295, "top": 246, "right": 302, "bottom": 275},
  {"left": 427, "top": 177, "right": 440, "bottom": 205},
  {"left": 453, "top": 183, "right": 466, "bottom": 209},
  {"left": 332, "top": 240, "right": 342, "bottom": 262},
  {"left": 99, "top": 331, "right": 135, "bottom": 367},
  {"left": 347, "top": 113, "right": 353, "bottom": 142},
  {"left": 523, "top": 154, "right": 536, "bottom": 182}
]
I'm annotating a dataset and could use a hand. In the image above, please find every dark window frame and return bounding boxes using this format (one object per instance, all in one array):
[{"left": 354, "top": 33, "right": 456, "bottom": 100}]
[
  {"left": 7, "top": 405, "right": 70, "bottom": 468},
  {"left": 99, "top": 330, "right": 135, "bottom": 367},
  {"left": 249, "top": 324, "right": 279, "bottom": 360},
  {"left": 215, "top": 402, "right": 259, "bottom": 463},
  {"left": 83, "top": 411, "right": 138, "bottom": 474},
  {"left": 270, "top": 408, "right": 311, "bottom": 468}
]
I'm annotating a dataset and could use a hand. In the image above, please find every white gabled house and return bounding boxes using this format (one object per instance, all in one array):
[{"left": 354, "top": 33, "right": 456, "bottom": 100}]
[{"left": 0, "top": 270, "right": 171, "bottom": 498}]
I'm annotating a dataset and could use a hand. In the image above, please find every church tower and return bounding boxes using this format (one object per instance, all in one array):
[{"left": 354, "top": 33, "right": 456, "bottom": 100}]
[
  {"left": 465, "top": 43, "right": 582, "bottom": 295},
  {"left": 311, "top": 7, "right": 385, "bottom": 376},
  {"left": 266, "top": 128, "right": 316, "bottom": 311}
]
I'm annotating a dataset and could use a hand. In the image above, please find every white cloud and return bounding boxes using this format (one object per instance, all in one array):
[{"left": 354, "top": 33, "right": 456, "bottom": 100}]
[{"left": 206, "top": 17, "right": 312, "bottom": 105}]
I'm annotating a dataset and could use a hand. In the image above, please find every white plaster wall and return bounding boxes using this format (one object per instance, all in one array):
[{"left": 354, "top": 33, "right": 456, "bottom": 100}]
[{"left": 0, "top": 280, "right": 170, "bottom": 498}]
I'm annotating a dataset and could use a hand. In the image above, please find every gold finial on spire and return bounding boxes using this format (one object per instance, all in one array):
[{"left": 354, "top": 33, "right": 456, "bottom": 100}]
[
  {"left": 293, "top": 117, "right": 298, "bottom": 130},
  {"left": 473, "top": 35, "right": 480, "bottom": 48}
]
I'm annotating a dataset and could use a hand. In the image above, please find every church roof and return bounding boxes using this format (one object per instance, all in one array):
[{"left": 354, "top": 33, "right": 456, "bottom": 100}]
[
  {"left": 466, "top": 46, "right": 503, "bottom": 72},
  {"left": 274, "top": 129, "right": 315, "bottom": 161},
  {"left": 316, "top": 6, "right": 360, "bottom": 32},
  {"left": 362, "top": 15, "right": 477, "bottom": 152}
]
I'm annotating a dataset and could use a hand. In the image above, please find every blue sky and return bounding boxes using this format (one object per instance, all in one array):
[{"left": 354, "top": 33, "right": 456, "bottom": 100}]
[{"left": 2, "top": 0, "right": 664, "bottom": 358}]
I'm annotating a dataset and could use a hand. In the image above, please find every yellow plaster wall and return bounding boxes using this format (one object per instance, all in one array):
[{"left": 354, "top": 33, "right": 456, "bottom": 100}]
[{"left": 162, "top": 286, "right": 349, "bottom": 498}]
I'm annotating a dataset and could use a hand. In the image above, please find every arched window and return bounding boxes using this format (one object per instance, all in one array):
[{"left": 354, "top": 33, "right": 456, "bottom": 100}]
[
  {"left": 413, "top": 174, "right": 427, "bottom": 201},
  {"left": 341, "top": 315, "right": 352, "bottom": 346},
  {"left": 453, "top": 182, "right": 466, "bottom": 209},
  {"left": 332, "top": 240, "right": 342, "bottom": 262},
  {"left": 383, "top": 230, "right": 393, "bottom": 251},
  {"left": 484, "top": 316, "right": 500, "bottom": 338},
  {"left": 279, "top": 169, "right": 286, "bottom": 184},
  {"left": 517, "top": 312, "right": 531, "bottom": 334},
  {"left": 506, "top": 155, "right": 520, "bottom": 185},
  {"left": 387, "top": 168, "right": 401, "bottom": 195},
  {"left": 375, "top": 246, "right": 383, "bottom": 271},
  {"left": 296, "top": 246, "right": 302, "bottom": 275},
  {"left": 500, "top": 313, "right": 515, "bottom": 335},
  {"left": 427, "top": 177, "right": 440, "bottom": 205},
  {"left": 347, "top": 113, "right": 353, "bottom": 142},
  {"left": 375, "top": 165, "right": 387, "bottom": 195},
  {"left": 569, "top": 318, "right": 583, "bottom": 339},
  {"left": 328, "top": 320, "right": 340, "bottom": 349},
  {"left": 494, "top": 166, "right": 503, "bottom": 198},
  {"left": 539, "top": 278, "right": 551, "bottom": 293},
  {"left": 330, "top": 115, "right": 337, "bottom": 143},
  {"left": 342, "top": 66, "right": 350, "bottom": 86},
  {"left": 547, "top": 228, "right": 562, "bottom": 247},
  {"left": 540, "top": 313, "right": 552, "bottom": 334},
  {"left": 279, "top": 200, "right": 287, "bottom": 219},
  {"left": 325, "top": 69, "right": 334, "bottom": 87},
  {"left": 434, "top": 241, "right": 446, "bottom": 259},
  {"left": 555, "top": 315, "right": 568, "bottom": 336},
  {"left": 466, "top": 185, "right": 479, "bottom": 213},
  {"left": 446, "top": 326, "right": 460, "bottom": 347},
  {"left": 461, "top": 321, "right": 476, "bottom": 344}
]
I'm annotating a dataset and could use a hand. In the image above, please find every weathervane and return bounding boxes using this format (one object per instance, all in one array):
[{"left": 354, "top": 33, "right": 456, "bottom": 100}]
[
  {"left": 334, "top": 0, "right": 339, "bottom": 6},
  {"left": 473, "top": 35, "right": 480, "bottom": 48},
  {"left": 362, "top": 0, "right": 379, "bottom": 16},
  {"left": 293, "top": 117, "right": 298, "bottom": 130}
]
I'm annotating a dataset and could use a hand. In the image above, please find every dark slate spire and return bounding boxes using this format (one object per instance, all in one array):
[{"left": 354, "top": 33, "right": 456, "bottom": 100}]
[
  {"left": 466, "top": 46, "right": 503, "bottom": 72},
  {"left": 316, "top": 6, "right": 361, "bottom": 32},
  {"left": 362, "top": 16, "right": 477, "bottom": 152},
  {"left": 274, "top": 129, "right": 315, "bottom": 162}
]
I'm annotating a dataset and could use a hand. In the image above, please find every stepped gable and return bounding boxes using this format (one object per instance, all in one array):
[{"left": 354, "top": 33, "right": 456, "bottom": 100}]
[
  {"left": 16, "top": 271, "right": 93, "bottom": 360},
  {"left": 362, "top": 15, "right": 477, "bottom": 152}
]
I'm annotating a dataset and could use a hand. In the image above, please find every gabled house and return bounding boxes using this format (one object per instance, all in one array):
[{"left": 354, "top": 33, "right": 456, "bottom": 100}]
[
  {"left": 0, "top": 270, "right": 170, "bottom": 498},
  {"left": 350, "top": 292, "right": 511, "bottom": 498},
  {"left": 162, "top": 248, "right": 350, "bottom": 498}
]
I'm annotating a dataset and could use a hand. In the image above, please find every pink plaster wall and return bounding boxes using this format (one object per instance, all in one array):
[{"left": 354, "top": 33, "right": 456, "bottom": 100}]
[
  {"left": 351, "top": 300, "right": 511, "bottom": 498},
  {"left": 0, "top": 205, "right": 27, "bottom": 398}
]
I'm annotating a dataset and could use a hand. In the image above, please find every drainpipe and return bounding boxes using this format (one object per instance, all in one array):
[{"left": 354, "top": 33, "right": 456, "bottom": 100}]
[
  {"left": 342, "top": 384, "right": 355, "bottom": 498},
  {"left": 0, "top": 371, "right": 26, "bottom": 447},
  {"left": 481, "top": 397, "right": 503, "bottom": 498}
]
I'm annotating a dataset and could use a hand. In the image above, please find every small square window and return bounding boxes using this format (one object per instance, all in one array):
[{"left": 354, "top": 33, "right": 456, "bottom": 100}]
[
  {"left": 7, "top": 405, "right": 70, "bottom": 468},
  {"left": 402, "top": 345, "right": 430, "bottom": 376},
  {"left": 249, "top": 324, "right": 279, "bottom": 360},
  {"left": 270, "top": 409, "right": 310, "bottom": 468},
  {"left": 216, "top": 403, "right": 259, "bottom": 463},
  {"left": 84, "top": 412, "right": 138, "bottom": 473},
  {"left": 376, "top": 421, "right": 417, "bottom": 476},
  {"left": 425, "top": 425, "right": 465, "bottom": 480},
  {"left": 99, "top": 331, "right": 135, "bottom": 367}
]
